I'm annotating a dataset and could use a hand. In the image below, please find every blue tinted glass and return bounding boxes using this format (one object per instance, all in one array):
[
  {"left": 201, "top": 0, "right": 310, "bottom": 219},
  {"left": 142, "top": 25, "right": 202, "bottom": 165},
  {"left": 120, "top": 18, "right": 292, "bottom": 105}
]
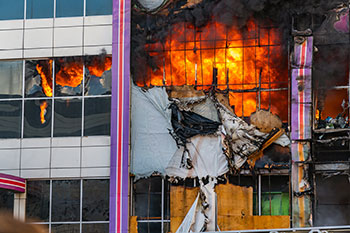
[
  {"left": 0, "top": 0, "right": 24, "bottom": 20},
  {"left": 26, "top": 0, "right": 54, "bottom": 19},
  {"left": 56, "top": 0, "right": 83, "bottom": 17},
  {"left": 86, "top": 0, "right": 112, "bottom": 16}
]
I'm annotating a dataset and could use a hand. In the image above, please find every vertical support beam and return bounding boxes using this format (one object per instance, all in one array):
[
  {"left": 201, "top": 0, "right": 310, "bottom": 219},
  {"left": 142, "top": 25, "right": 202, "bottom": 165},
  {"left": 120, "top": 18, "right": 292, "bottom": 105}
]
[
  {"left": 13, "top": 192, "right": 26, "bottom": 221},
  {"left": 110, "top": 0, "right": 131, "bottom": 232},
  {"left": 291, "top": 36, "right": 313, "bottom": 228}
]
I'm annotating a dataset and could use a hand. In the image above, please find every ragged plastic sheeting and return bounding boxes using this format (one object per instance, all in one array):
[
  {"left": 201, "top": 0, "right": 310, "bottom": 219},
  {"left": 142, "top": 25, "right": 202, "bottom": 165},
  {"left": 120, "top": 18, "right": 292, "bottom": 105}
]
[
  {"left": 169, "top": 103, "right": 221, "bottom": 147},
  {"left": 175, "top": 180, "right": 217, "bottom": 233},
  {"left": 166, "top": 133, "right": 228, "bottom": 179},
  {"left": 216, "top": 101, "right": 268, "bottom": 169},
  {"left": 130, "top": 84, "right": 178, "bottom": 179}
]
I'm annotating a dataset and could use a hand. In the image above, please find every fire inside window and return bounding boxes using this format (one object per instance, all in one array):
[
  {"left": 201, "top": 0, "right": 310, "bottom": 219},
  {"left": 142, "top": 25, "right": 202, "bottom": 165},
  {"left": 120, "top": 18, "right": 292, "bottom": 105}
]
[{"left": 136, "top": 20, "right": 288, "bottom": 121}]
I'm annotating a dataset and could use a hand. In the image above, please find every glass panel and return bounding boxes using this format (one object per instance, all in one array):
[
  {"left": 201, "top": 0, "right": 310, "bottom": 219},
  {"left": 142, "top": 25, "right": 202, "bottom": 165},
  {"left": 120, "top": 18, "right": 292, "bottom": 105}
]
[
  {"left": 25, "top": 60, "right": 53, "bottom": 97},
  {"left": 24, "top": 99, "right": 52, "bottom": 138},
  {"left": 0, "top": 101, "right": 22, "bottom": 138},
  {"left": 134, "top": 177, "right": 162, "bottom": 218},
  {"left": 84, "top": 56, "right": 112, "bottom": 95},
  {"left": 55, "top": 57, "right": 83, "bottom": 96},
  {"left": 56, "top": 0, "right": 83, "bottom": 17},
  {"left": 51, "top": 224, "right": 80, "bottom": 233},
  {"left": 82, "top": 179, "right": 109, "bottom": 221},
  {"left": 86, "top": 0, "right": 112, "bottom": 16},
  {"left": 82, "top": 223, "right": 109, "bottom": 233},
  {"left": 0, "top": 0, "right": 24, "bottom": 20},
  {"left": 52, "top": 180, "right": 80, "bottom": 222},
  {"left": 26, "top": 0, "right": 54, "bottom": 19},
  {"left": 84, "top": 97, "right": 110, "bottom": 136},
  {"left": 0, "top": 189, "right": 14, "bottom": 211},
  {"left": 53, "top": 98, "right": 82, "bottom": 137},
  {"left": 0, "top": 61, "right": 23, "bottom": 98},
  {"left": 138, "top": 222, "right": 161, "bottom": 233},
  {"left": 26, "top": 180, "right": 50, "bottom": 222}
]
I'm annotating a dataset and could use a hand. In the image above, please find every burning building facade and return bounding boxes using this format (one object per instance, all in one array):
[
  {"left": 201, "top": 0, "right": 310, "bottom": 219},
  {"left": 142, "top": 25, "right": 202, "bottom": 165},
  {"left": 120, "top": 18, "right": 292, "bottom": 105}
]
[{"left": 0, "top": 0, "right": 350, "bottom": 233}]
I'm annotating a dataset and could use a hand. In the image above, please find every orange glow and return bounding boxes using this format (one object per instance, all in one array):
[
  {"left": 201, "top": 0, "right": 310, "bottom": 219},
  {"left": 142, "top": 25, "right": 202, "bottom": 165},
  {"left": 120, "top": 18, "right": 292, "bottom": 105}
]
[
  {"left": 139, "top": 20, "right": 288, "bottom": 119},
  {"left": 36, "top": 60, "right": 53, "bottom": 97},
  {"left": 40, "top": 101, "right": 48, "bottom": 124},
  {"left": 86, "top": 57, "right": 112, "bottom": 77},
  {"left": 56, "top": 61, "right": 84, "bottom": 87},
  {"left": 315, "top": 109, "right": 320, "bottom": 121}
]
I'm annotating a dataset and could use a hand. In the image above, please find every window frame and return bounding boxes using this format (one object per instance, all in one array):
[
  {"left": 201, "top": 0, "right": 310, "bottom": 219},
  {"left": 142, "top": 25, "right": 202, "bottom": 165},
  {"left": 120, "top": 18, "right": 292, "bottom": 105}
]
[
  {"left": 28, "top": 179, "right": 110, "bottom": 233},
  {"left": 131, "top": 176, "right": 170, "bottom": 233},
  {"left": 0, "top": 57, "right": 112, "bottom": 139}
]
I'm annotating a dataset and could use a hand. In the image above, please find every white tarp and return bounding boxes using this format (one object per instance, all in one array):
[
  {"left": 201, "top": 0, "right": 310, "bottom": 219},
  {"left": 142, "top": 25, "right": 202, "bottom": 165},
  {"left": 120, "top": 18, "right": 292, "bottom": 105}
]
[
  {"left": 175, "top": 180, "right": 217, "bottom": 233},
  {"left": 131, "top": 84, "right": 178, "bottom": 179},
  {"left": 165, "top": 133, "right": 228, "bottom": 179}
]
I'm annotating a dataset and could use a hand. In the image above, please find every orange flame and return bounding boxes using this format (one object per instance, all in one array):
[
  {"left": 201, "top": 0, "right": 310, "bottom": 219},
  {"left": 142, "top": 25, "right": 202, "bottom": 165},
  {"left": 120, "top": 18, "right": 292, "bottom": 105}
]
[
  {"left": 56, "top": 61, "right": 84, "bottom": 87},
  {"left": 36, "top": 60, "right": 53, "bottom": 97},
  {"left": 40, "top": 101, "right": 48, "bottom": 124},
  {"left": 86, "top": 57, "right": 112, "bottom": 77},
  {"left": 138, "top": 20, "right": 288, "bottom": 120}
]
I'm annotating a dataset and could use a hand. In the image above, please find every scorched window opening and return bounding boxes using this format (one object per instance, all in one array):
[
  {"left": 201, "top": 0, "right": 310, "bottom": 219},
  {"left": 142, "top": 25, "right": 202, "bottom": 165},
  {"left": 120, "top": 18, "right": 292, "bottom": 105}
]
[{"left": 138, "top": 21, "right": 289, "bottom": 120}]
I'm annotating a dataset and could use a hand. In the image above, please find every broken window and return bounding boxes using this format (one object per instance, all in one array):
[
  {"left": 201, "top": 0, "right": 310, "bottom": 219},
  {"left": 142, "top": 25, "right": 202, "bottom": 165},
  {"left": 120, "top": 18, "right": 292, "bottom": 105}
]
[
  {"left": 135, "top": 21, "right": 288, "bottom": 121},
  {"left": 25, "top": 60, "right": 53, "bottom": 98},
  {"left": 54, "top": 57, "right": 83, "bottom": 97},
  {"left": 314, "top": 45, "right": 350, "bottom": 129},
  {"left": 84, "top": 56, "right": 112, "bottom": 96}
]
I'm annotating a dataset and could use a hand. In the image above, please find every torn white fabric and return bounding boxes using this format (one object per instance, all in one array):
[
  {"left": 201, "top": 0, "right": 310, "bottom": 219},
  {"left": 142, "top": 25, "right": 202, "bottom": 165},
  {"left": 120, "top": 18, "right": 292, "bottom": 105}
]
[
  {"left": 174, "top": 97, "right": 219, "bottom": 122},
  {"left": 273, "top": 133, "right": 291, "bottom": 147},
  {"left": 131, "top": 84, "right": 178, "bottom": 179},
  {"left": 216, "top": 101, "right": 268, "bottom": 169},
  {"left": 175, "top": 180, "right": 217, "bottom": 233},
  {"left": 165, "top": 133, "right": 228, "bottom": 179}
]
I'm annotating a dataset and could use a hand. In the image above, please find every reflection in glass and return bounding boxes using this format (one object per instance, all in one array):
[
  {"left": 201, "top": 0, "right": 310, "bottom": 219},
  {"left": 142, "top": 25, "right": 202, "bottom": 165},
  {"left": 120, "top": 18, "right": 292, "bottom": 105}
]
[
  {"left": 55, "top": 57, "right": 83, "bottom": 96},
  {"left": 0, "top": 189, "right": 14, "bottom": 211},
  {"left": 25, "top": 60, "right": 53, "bottom": 97},
  {"left": 51, "top": 224, "right": 80, "bottom": 233},
  {"left": 86, "top": 0, "right": 112, "bottom": 16},
  {"left": 52, "top": 180, "right": 80, "bottom": 222},
  {"left": 0, "top": 61, "right": 22, "bottom": 98},
  {"left": 82, "top": 224, "right": 109, "bottom": 233},
  {"left": 54, "top": 98, "right": 82, "bottom": 137},
  {"left": 26, "top": 181, "right": 50, "bottom": 222},
  {"left": 26, "top": 0, "right": 54, "bottom": 19},
  {"left": 24, "top": 99, "right": 52, "bottom": 138},
  {"left": 83, "top": 179, "right": 109, "bottom": 221},
  {"left": 0, "top": 101, "right": 21, "bottom": 138},
  {"left": 0, "top": 0, "right": 24, "bottom": 20},
  {"left": 84, "top": 97, "right": 110, "bottom": 136},
  {"left": 84, "top": 56, "right": 112, "bottom": 95},
  {"left": 56, "top": 0, "right": 83, "bottom": 17}
]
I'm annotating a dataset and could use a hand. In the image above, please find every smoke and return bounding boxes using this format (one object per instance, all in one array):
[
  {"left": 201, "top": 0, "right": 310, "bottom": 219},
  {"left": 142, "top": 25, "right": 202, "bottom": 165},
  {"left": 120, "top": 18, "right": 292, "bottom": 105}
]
[{"left": 131, "top": 0, "right": 347, "bottom": 84}]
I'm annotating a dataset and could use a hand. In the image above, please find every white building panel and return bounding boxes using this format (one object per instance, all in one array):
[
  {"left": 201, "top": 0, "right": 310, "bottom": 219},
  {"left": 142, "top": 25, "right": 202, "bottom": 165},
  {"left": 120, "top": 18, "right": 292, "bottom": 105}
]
[
  {"left": 54, "top": 26, "right": 83, "bottom": 48},
  {"left": 84, "top": 25, "right": 112, "bottom": 46},
  {"left": 21, "top": 148, "right": 50, "bottom": 169},
  {"left": 24, "top": 28, "right": 53, "bottom": 49},
  {"left": 51, "top": 147, "right": 80, "bottom": 168},
  {"left": 0, "top": 149, "right": 20, "bottom": 170},
  {"left": 82, "top": 146, "right": 110, "bottom": 168},
  {"left": 0, "top": 30, "right": 23, "bottom": 50}
]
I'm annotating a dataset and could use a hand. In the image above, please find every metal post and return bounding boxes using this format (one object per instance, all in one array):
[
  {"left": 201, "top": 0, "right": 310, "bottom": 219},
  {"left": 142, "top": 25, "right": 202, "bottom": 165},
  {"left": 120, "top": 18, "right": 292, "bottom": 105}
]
[{"left": 258, "top": 174, "right": 262, "bottom": 216}]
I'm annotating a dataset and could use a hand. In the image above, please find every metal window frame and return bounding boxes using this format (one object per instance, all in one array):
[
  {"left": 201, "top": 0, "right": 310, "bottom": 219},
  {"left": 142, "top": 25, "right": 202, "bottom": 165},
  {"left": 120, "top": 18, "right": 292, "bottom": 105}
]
[
  {"left": 0, "top": 57, "right": 111, "bottom": 139},
  {"left": 29, "top": 178, "right": 110, "bottom": 233},
  {"left": 132, "top": 176, "right": 170, "bottom": 233}
]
